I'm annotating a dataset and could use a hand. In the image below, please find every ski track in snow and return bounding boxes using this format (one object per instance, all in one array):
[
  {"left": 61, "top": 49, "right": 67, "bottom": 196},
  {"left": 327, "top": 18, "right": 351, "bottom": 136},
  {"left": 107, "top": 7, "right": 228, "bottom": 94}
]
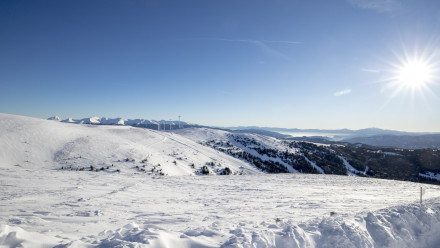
[
  {"left": 303, "top": 156, "right": 325, "bottom": 174},
  {"left": 338, "top": 156, "right": 363, "bottom": 176},
  {"left": 228, "top": 135, "right": 298, "bottom": 173}
]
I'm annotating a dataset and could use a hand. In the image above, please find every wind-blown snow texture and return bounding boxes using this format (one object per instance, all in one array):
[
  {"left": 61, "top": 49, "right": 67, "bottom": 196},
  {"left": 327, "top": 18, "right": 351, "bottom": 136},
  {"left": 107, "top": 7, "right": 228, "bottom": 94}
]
[{"left": 1, "top": 113, "right": 440, "bottom": 247}]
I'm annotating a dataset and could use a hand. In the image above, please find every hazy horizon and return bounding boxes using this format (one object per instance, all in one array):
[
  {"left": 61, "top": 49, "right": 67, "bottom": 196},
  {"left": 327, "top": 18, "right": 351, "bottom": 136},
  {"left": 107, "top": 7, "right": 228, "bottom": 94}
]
[{"left": 3, "top": 112, "right": 440, "bottom": 133}]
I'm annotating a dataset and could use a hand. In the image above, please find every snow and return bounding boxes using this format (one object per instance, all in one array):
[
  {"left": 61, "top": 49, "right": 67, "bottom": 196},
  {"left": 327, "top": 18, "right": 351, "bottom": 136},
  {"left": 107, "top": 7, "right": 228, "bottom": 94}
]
[
  {"left": 303, "top": 155, "right": 325, "bottom": 174},
  {"left": 174, "top": 128, "right": 298, "bottom": 155},
  {"left": 174, "top": 127, "right": 306, "bottom": 173},
  {"left": 0, "top": 113, "right": 258, "bottom": 175},
  {"left": 2, "top": 113, "right": 440, "bottom": 247},
  {"left": 47, "top": 116, "right": 62, "bottom": 121},
  {"left": 2, "top": 168, "right": 440, "bottom": 248},
  {"left": 419, "top": 172, "right": 440, "bottom": 181},
  {"left": 0, "top": 224, "right": 62, "bottom": 248},
  {"left": 367, "top": 150, "right": 403, "bottom": 156},
  {"left": 99, "top": 117, "right": 125, "bottom": 125},
  {"left": 338, "top": 156, "right": 364, "bottom": 176},
  {"left": 48, "top": 116, "right": 188, "bottom": 128}
]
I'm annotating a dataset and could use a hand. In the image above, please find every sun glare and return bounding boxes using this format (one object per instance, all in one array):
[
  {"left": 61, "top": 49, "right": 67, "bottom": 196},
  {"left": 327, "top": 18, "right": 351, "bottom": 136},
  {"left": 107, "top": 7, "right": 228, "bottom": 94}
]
[
  {"left": 384, "top": 48, "right": 439, "bottom": 99},
  {"left": 396, "top": 59, "right": 432, "bottom": 89}
]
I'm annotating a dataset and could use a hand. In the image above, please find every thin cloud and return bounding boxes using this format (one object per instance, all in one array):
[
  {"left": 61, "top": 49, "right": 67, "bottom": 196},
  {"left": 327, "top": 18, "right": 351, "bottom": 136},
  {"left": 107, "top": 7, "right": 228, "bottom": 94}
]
[
  {"left": 362, "top": 68, "right": 381, "bottom": 73},
  {"left": 189, "top": 38, "right": 301, "bottom": 60},
  {"left": 218, "top": 90, "right": 233, "bottom": 95},
  {"left": 198, "top": 38, "right": 301, "bottom": 45},
  {"left": 250, "top": 40, "right": 290, "bottom": 60},
  {"left": 347, "top": 0, "right": 402, "bottom": 13},
  {"left": 334, "top": 89, "right": 352, "bottom": 97}
]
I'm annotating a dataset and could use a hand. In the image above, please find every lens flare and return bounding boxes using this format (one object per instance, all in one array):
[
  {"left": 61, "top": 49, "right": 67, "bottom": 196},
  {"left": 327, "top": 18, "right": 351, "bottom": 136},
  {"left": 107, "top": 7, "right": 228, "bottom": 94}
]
[
  {"left": 383, "top": 47, "right": 439, "bottom": 100},
  {"left": 397, "top": 60, "right": 432, "bottom": 88}
]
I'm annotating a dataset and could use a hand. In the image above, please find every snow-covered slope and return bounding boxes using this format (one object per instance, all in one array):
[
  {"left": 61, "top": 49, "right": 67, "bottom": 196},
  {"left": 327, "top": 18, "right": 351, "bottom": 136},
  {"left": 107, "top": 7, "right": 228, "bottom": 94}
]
[
  {"left": 3, "top": 113, "right": 438, "bottom": 182},
  {"left": 0, "top": 113, "right": 259, "bottom": 175},
  {"left": 0, "top": 113, "right": 357, "bottom": 177},
  {"left": 2, "top": 113, "right": 440, "bottom": 247},
  {"left": 174, "top": 127, "right": 355, "bottom": 175},
  {"left": 1, "top": 169, "right": 440, "bottom": 248}
]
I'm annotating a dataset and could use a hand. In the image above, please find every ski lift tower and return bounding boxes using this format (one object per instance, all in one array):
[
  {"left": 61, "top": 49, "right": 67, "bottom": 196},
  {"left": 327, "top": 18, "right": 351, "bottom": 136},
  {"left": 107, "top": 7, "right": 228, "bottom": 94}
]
[{"left": 178, "top": 115, "right": 181, "bottom": 129}]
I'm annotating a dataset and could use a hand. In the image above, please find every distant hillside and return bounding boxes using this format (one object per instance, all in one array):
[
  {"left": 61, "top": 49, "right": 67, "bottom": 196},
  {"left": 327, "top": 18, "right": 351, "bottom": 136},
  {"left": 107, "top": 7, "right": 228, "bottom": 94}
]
[
  {"left": 343, "top": 134, "right": 440, "bottom": 149},
  {"left": 177, "top": 127, "right": 440, "bottom": 184},
  {"left": 228, "top": 126, "right": 440, "bottom": 149},
  {"left": 227, "top": 126, "right": 414, "bottom": 137},
  {"left": 232, "top": 129, "right": 292, "bottom": 139},
  {"left": 2, "top": 113, "right": 440, "bottom": 184}
]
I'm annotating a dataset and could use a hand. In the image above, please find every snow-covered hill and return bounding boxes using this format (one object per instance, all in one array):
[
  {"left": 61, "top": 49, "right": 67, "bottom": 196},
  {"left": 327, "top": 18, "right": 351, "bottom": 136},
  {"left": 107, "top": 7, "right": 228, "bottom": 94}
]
[
  {"left": 174, "top": 127, "right": 363, "bottom": 175},
  {"left": 3, "top": 113, "right": 439, "bottom": 182},
  {"left": 0, "top": 113, "right": 363, "bottom": 177},
  {"left": 2, "top": 113, "right": 440, "bottom": 247},
  {"left": 174, "top": 127, "right": 440, "bottom": 183},
  {"left": 0, "top": 113, "right": 259, "bottom": 176}
]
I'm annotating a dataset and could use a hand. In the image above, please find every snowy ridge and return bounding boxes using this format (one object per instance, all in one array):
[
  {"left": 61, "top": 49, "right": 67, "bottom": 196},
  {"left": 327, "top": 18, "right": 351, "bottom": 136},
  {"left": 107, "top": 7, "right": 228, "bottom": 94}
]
[
  {"left": 176, "top": 128, "right": 339, "bottom": 174},
  {"left": 48, "top": 115, "right": 192, "bottom": 130},
  {"left": 0, "top": 113, "right": 259, "bottom": 175},
  {"left": 227, "top": 134, "right": 299, "bottom": 173}
]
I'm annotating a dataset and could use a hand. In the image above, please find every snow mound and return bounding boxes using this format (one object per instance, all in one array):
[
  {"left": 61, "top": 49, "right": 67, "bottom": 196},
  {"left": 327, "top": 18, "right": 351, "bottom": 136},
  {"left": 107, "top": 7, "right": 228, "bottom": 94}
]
[
  {"left": 95, "top": 223, "right": 219, "bottom": 248},
  {"left": 221, "top": 199, "right": 440, "bottom": 248},
  {"left": 7, "top": 199, "right": 437, "bottom": 248},
  {"left": 0, "top": 224, "right": 61, "bottom": 248}
]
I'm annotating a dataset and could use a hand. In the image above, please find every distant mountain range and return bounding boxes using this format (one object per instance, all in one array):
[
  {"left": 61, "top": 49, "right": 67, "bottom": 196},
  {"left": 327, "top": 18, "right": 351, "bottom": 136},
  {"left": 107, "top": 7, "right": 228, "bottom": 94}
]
[
  {"left": 343, "top": 134, "right": 440, "bottom": 149},
  {"left": 227, "top": 126, "right": 424, "bottom": 136},
  {"left": 47, "top": 118, "right": 440, "bottom": 149},
  {"left": 225, "top": 126, "right": 440, "bottom": 149},
  {"left": 47, "top": 116, "right": 197, "bottom": 130}
]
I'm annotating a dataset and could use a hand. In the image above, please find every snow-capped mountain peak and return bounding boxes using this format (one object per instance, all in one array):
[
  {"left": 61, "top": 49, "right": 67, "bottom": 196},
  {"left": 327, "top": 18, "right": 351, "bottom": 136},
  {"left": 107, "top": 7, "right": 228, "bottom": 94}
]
[{"left": 46, "top": 116, "right": 195, "bottom": 130}]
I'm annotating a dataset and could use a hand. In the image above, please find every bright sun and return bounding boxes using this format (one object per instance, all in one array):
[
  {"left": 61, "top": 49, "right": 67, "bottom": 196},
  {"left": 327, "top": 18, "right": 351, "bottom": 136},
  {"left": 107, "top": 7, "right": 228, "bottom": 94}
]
[
  {"left": 396, "top": 60, "right": 432, "bottom": 89},
  {"left": 384, "top": 49, "right": 438, "bottom": 98}
]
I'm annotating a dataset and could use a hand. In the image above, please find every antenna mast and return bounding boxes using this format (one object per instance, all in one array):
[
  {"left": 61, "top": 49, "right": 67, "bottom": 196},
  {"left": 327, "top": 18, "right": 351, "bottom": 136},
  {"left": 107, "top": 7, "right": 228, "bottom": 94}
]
[{"left": 178, "top": 115, "right": 181, "bottom": 129}]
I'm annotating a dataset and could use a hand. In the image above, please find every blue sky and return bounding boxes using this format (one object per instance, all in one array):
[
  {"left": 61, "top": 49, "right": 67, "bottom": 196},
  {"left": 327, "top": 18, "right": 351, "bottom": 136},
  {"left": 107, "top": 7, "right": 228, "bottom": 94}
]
[{"left": 1, "top": 0, "right": 440, "bottom": 131}]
